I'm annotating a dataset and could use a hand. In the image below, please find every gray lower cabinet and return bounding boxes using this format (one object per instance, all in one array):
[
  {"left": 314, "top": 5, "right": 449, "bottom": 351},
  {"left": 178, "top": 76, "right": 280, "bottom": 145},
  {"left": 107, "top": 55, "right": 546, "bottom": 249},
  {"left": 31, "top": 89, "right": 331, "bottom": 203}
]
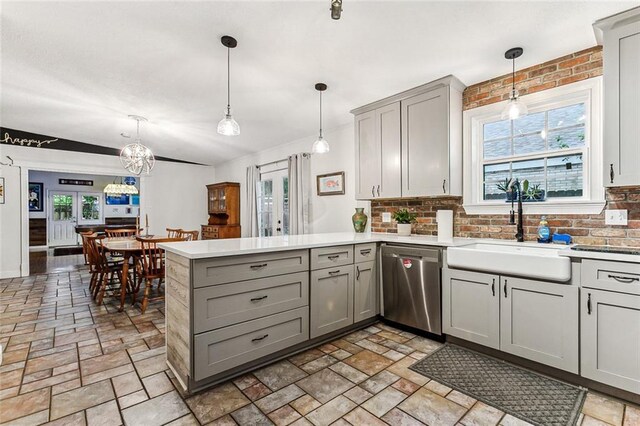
[
  {"left": 581, "top": 288, "right": 640, "bottom": 394},
  {"left": 194, "top": 307, "right": 309, "bottom": 381},
  {"left": 354, "top": 260, "right": 378, "bottom": 322},
  {"left": 500, "top": 277, "right": 579, "bottom": 374},
  {"left": 310, "top": 265, "right": 355, "bottom": 339},
  {"left": 442, "top": 268, "right": 500, "bottom": 349}
]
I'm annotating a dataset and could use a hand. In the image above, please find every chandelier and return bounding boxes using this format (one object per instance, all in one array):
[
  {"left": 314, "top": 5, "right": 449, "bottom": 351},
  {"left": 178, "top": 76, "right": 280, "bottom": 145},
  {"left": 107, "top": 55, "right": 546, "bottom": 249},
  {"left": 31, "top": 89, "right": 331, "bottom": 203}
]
[{"left": 120, "top": 115, "right": 155, "bottom": 175}]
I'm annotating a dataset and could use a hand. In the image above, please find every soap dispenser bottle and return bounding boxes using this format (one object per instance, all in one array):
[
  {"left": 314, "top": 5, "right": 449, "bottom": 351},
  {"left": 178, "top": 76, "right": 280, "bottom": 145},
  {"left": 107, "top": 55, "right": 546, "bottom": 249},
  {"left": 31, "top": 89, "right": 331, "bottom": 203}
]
[{"left": 537, "top": 216, "right": 551, "bottom": 243}]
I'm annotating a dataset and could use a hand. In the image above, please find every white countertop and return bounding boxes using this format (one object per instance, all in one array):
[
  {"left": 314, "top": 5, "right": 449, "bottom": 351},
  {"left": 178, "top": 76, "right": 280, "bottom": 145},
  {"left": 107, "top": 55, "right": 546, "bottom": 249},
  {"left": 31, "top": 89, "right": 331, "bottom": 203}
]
[
  {"left": 159, "top": 232, "right": 476, "bottom": 259},
  {"left": 558, "top": 246, "right": 640, "bottom": 263}
]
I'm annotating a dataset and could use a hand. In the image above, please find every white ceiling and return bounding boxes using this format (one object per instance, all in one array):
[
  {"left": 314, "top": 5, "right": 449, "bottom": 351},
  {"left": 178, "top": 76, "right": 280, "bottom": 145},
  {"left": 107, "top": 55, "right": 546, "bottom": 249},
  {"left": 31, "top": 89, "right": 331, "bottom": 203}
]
[{"left": 1, "top": 1, "right": 636, "bottom": 165}]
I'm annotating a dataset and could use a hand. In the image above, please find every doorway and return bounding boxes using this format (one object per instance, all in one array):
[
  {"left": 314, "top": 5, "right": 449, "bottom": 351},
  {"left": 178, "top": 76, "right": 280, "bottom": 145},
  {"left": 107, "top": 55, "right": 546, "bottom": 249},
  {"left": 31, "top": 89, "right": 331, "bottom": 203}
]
[
  {"left": 256, "top": 168, "right": 289, "bottom": 237},
  {"left": 49, "top": 191, "right": 103, "bottom": 247}
]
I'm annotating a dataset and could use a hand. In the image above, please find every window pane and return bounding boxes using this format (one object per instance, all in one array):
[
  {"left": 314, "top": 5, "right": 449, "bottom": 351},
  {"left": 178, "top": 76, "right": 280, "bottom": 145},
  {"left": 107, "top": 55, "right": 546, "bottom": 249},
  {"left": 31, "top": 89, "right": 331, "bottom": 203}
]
[
  {"left": 548, "top": 126, "right": 586, "bottom": 150},
  {"left": 512, "top": 159, "right": 545, "bottom": 191},
  {"left": 483, "top": 137, "right": 511, "bottom": 159},
  {"left": 483, "top": 119, "right": 511, "bottom": 141},
  {"left": 483, "top": 162, "right": 511, "bottom": 200},
  {"left": 81, "top": 195, "right": 100, "bottom": 220},
  {"left": 546, "top": 155, "right": 583, "bottom": 198},
  {"left": 256, "top": 180, "right": 274, "bottom": 237},
  {"left": 282, "top": 177, "right": 290, "bottom": 236},
  {"left": 513, "top": 111, "right": 545, "bottom": 135},
  {"left": 513, "top": 133, "right": 546, "bottom": 156},
  {"left": 548, "top": 103, "right": 585, "bottom": 129}
]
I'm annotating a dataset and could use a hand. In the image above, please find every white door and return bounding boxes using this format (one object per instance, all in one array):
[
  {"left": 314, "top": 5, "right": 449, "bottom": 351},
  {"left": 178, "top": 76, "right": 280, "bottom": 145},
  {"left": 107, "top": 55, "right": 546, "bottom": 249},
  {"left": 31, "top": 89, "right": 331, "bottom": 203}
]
[
  {"left": 77, "top": 192, "right": 103, "bottom": 225},
  {"left": 500, "top": 277, "right": 579, "bottom": 374},
  {"left": 401, "top": 86, "right": 450, "bottom": 197},
  {"left": 49, "top": 191, "right": 78, "bottom": 246},
  {"left": 581, "top": 289, "right": 640, "bottom": 394},
  {"left": 442, "top": 267, "right": 500, "bottom": 349},
  {"left": 256, "top": 169, "right": 289, "bottom": 237}
]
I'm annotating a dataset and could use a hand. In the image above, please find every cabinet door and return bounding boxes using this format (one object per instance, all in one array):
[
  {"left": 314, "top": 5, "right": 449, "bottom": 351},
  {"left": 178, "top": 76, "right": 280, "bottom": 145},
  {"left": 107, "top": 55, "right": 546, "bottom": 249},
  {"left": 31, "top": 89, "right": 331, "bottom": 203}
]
[
  {"left": 581, "top": 289, "right": 640, "bottom": 394},
  {"left": 603, "top": 19, "right": 640, "bottom": 187},
  {"left": 310, "top": 265, "right": 354, "bottom": 339},
  {"left": 500, "top": 277, "right": 579, "bottom": 373},
  {"left": 377, "top": 102, "right": 401, "bottom": 198},
  {"left": 354, "top": 111, "right": 379, "bottom": 200},
  {"left": 442, "top": 268, "right": 500, "bottom": 349},
  {"left": 401, "top": 86, "right": 449, "bottom": 197},
  {"left": 354, "top": 261, "right": 378, "bottom": 322}
]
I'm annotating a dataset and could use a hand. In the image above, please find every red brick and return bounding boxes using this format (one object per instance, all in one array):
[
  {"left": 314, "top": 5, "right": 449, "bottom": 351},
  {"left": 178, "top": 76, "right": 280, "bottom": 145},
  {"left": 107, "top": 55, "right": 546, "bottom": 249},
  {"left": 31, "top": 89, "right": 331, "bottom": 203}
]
[{"left": 558, "top": 55, "right": 590, "bottom": 69}]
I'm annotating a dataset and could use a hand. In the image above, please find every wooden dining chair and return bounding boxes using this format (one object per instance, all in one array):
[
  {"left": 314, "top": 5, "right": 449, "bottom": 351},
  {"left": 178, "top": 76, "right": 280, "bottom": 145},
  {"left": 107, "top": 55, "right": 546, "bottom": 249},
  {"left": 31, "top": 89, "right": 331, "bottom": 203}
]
[
  {"left": 136, "top": 237, "right": 185, "bottom": 313},
  {"left": 166, "top": 228, "right": 183, "bottom": 238},
  {"left": 86, "top": 235, "right": 125, "bottom": 304},
  {"left": 80, "top": 231, "right": 96, "bottom": 265},
  {"left": 177, "top": 230, "right": 199, "bottom": 241},
  {"left": 105, "top": 228, "right": 138, "bottom": 238}
]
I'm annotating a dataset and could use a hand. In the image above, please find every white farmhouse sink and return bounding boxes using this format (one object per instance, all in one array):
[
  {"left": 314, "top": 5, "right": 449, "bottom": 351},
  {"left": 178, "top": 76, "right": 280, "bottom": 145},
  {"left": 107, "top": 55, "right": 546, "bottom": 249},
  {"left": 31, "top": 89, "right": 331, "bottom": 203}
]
[{"left": 446, "top": 242, "right": 571, "bottom": 282}]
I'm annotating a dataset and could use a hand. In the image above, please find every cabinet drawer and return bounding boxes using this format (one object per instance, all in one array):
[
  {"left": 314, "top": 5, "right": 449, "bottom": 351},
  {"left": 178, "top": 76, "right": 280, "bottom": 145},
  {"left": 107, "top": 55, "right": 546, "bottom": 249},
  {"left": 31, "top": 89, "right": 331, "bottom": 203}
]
[
  {"left": 194, "top": 250, "right": 309, "bottom": 287},
  {"left": 582, "top": 260, "right": 640, "bottom": 295},
  {"left": 194, "top": 272, "right": 309, "bottom": 333},
  {"left": 194, "top": 307, "right": 309, "bottom": 380},
  {"left": 311, "top": 245, "right": 353, "bottom": 270},
  {"left": 202, "top": 231, "right": 219, "bottom": 239},
  {"left": 355, "top": 243, "right": 377, "bottom": 263}
]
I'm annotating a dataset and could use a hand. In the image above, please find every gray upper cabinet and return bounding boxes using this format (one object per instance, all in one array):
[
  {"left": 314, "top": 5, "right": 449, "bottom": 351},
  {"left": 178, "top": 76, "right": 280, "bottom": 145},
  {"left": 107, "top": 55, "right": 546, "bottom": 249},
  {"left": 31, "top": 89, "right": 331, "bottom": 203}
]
[
  {"left": 596, "top": 8, "right": 640, "bottom": 187},
  {"left": 351, "top": 75, "right": 464, "bottom": 200}
]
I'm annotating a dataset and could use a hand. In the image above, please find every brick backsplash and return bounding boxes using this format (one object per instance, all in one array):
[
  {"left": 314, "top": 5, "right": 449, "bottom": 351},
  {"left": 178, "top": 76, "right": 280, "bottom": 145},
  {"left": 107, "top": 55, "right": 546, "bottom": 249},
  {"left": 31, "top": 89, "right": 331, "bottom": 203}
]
[{"left": 370, "top": 45, "right": 640, "bottom": 247}]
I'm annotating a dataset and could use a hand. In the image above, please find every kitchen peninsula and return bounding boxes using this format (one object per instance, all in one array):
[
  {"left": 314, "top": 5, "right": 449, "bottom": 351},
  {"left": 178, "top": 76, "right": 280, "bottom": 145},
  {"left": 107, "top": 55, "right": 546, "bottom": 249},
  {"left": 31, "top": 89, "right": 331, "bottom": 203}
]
[{"left": 160, "top": 232, "right": 465, "bottom": 393}]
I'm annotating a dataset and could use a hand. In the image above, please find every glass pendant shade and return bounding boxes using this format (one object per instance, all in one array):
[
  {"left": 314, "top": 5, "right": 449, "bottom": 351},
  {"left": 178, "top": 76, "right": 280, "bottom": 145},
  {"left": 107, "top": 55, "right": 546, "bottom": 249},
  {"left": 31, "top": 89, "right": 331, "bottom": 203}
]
[
  {"left": 103, "top": 182, "right": 139, "bottom": 196},
  {"left": 217, "top": 107, "right": 240, "bottom": 136},
  {"left": 501, "top": 90, "right": 529, "bottom": 120},
  {"left": 120, "top": 116, "right": 155, "bottom": 175},
  {"left": 311, "top": 136, "right": 330, "bottom": 154}
]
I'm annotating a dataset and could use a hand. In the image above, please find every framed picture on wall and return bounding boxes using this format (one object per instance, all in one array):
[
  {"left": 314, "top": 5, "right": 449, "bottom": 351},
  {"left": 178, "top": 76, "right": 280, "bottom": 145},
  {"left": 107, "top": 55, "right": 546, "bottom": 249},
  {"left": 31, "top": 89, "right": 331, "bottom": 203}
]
[
  {"left": 0, "top": 177, "right": 4, "bottom": 204},
  {"left": 29, "top": 182, "right": 44, "bottom": 211},
  {"left": 317, "top": 171, "right": 345, "bottom": 196}
]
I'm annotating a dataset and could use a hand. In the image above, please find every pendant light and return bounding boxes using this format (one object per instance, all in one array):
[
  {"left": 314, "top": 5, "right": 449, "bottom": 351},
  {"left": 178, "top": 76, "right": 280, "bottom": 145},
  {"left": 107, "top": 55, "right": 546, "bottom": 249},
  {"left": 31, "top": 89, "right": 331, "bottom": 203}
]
[
  {"left": 501, "top": 47, "right": 529, "bottom": 121},
  {"left": 217, "top": 35, "right": 240, "bottom": 136},
  {"left": 311, "top": 83, "right": 330, "bottom": 154},
  {"left": 104, "top": 177, "right": 139, "bottom": 196},
  {"left": 120, "top": 115, "right": 155, "bottom": 175}
]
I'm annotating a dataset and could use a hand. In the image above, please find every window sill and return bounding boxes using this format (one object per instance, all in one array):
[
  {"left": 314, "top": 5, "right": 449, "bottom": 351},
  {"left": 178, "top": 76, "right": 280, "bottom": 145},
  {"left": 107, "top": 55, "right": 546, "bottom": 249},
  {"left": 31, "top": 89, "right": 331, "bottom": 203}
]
[{"left": 463, "top": 200, "right": 606, "bottom": 216}]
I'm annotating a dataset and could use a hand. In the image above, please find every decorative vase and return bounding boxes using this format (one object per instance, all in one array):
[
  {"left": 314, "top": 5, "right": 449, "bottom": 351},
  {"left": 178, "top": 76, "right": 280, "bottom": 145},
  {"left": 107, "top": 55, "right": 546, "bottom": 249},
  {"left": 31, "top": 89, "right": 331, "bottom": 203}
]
[
  {"left": 351, "top": 208, "right": 368, "bottom": 233},
  {"left": 397, "top": 223, "right": 412, "bottom": 236}
]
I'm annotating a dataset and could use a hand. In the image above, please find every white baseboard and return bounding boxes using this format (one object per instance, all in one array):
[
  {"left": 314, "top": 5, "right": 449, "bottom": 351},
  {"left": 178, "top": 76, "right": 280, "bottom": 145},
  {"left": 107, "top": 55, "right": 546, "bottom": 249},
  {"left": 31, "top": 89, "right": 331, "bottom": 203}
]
[
  {"left": 29, "top": 245, "right": 48, "bottom": 252},
  {"left": 0, "top": 270, "right": 21, "bottom": 279}
]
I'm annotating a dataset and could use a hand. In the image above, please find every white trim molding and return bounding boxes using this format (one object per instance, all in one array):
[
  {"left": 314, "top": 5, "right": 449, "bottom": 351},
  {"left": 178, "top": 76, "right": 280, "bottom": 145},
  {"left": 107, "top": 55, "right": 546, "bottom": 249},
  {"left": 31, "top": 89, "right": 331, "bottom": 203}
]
[{"left": 462, "top": 77, "right": 605, "bottom": 216}]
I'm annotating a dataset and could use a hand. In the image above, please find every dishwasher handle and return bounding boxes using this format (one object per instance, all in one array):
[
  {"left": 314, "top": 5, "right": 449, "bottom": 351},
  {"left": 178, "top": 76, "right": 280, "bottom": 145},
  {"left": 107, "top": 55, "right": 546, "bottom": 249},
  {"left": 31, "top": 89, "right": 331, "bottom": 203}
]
[{"left": 383, "top": 252, "right": 440, "bottom": 263}]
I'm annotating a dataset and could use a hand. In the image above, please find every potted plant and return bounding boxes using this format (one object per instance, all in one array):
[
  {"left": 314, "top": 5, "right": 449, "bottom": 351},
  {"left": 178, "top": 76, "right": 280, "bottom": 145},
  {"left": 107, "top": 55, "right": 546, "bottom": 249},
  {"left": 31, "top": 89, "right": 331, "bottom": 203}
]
[
  {"left": 496, "top": 178, "right": 517, "bottom": 202},
  {"left": 392, "top": 209, "right": 417, "bottom": 236},
  {"left": 523, "top": 181, "right": 546, "bottom": 202}
]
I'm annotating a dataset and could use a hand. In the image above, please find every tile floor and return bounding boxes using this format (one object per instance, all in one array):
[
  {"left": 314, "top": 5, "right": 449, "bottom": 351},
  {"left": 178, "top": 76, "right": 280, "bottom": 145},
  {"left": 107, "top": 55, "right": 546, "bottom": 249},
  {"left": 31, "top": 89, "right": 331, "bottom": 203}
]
[{"left": 1, "top": 268, "right": 639, "bottom": 425}]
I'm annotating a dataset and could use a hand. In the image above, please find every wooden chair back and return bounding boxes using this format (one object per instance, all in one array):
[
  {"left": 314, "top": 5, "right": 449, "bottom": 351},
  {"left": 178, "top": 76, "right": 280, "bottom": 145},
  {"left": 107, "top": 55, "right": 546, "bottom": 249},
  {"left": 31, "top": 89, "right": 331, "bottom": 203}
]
[
  {"left": 106, "top": 228, "right": 137, "bottom": 238},
  {"left": 85, "top": 234, "right": 109, "bottom": 273},
  {"left": 166, "top": 228, "right": 183, "bottom": 238},
  {"left": 137, "top": 237, "right": 185, "bottom": 279},
  {"left": 80, "top": 231, "right": 97, "bottom": 265},
  {"left": 177, "top": 230, "right": 199, "bottom": 241}
]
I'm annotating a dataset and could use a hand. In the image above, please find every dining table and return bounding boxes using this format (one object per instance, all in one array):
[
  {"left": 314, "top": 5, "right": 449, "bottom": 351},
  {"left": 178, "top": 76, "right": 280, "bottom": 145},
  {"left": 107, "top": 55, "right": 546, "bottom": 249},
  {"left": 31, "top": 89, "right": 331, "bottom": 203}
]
[{"left": 99, "top": 235, "right": 163, "bottom": 311}]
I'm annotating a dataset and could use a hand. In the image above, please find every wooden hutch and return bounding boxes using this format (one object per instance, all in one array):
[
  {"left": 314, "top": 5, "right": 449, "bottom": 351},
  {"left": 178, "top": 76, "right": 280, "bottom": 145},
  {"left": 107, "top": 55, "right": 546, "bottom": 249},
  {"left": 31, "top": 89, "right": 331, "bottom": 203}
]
[{"left": 201, "top": 182, "right": 241, "bottom": 239}]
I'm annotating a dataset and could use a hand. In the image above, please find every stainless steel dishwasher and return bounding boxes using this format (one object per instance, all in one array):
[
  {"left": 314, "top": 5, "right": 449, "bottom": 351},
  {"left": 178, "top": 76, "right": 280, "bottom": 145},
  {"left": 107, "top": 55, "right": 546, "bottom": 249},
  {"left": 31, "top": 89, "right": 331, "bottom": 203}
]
[{"left": 381, "top": 244, "right": 442, "bottom": 335}]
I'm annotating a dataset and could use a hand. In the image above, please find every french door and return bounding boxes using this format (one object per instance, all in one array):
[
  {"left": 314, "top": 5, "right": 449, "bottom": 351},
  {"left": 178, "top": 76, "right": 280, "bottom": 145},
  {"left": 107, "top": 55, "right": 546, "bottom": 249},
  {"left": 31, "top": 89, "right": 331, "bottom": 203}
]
[
  {"left": 256, "top": 169, "right": 289, "bottom": 237},
  {"left": 49, "top": 191, "right": 103, "bottom": 246}
]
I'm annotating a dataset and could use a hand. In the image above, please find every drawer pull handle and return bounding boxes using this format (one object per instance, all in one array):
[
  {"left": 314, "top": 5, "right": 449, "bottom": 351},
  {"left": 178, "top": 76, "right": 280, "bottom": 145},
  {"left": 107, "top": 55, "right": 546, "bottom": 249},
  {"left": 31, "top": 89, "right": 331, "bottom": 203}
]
[
  {"left": 587, "top": 293, "right": 592, "bottom": 315},
  {"left": 250, "top": 263, "right": 268, "bottom": 270},
  {"left": 251, "top": 334, "right": 269, "bottom": 342},
  {"left": 360, "top": 249, "right": 371, "bottom": 255},
  {"left": 607, "top": 274, "right": 639, "bottom": 283},
  {"left": 250, "top": 295, "right": 268, "bottom": 302},
  {"left": 328, "top": 270, "right": 341, "bottom": 276},
  {"left": 327, "top": 255, "right": 340, "bottom": 260}
]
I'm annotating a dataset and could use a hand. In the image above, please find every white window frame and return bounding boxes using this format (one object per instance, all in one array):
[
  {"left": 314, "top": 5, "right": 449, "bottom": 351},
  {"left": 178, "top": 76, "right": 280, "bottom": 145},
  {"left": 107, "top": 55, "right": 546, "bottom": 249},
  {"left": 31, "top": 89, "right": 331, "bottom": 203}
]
[{"left": 463, "top": 77, "right": 605, "bottom": 215}]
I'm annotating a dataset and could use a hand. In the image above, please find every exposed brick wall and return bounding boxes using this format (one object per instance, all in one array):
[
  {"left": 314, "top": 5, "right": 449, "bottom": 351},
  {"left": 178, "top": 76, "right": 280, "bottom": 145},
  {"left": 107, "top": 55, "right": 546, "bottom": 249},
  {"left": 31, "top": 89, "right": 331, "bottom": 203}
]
[
  {"left": 463, "top": 46, "right": 602, "bottom": 110},
  {"left": 370, "top": 45, "right": 640, "bottom": 247}
]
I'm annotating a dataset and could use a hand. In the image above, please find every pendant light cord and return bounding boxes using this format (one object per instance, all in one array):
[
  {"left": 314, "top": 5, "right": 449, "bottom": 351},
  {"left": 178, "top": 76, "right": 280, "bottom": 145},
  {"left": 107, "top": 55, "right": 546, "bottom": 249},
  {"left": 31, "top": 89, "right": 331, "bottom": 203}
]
[
  {"left": 136, "top": 118, "right": 140, "bottom": 142},
  {"left": 227, "top": 47, "right": 231, "bottom": 111},
  {"left": 319, "top": 91, "right": 323, "bottom": 138},
  {"left": 511, "top": 57, "right": 516, "bottom": 94}
]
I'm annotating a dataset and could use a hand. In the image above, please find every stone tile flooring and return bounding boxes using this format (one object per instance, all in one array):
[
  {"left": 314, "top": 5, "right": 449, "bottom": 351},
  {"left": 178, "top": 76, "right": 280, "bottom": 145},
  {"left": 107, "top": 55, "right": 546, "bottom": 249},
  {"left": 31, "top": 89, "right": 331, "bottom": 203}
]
[{"left": 1, "top": 269, "right": 639, "bottom": 425}]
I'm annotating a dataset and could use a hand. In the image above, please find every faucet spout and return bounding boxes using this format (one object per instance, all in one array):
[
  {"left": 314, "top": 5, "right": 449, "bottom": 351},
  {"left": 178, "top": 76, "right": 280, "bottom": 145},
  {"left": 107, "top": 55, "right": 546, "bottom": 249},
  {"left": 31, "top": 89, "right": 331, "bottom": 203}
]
[{"left": 508, "top": 179, "right": 525, "bottom": 242}]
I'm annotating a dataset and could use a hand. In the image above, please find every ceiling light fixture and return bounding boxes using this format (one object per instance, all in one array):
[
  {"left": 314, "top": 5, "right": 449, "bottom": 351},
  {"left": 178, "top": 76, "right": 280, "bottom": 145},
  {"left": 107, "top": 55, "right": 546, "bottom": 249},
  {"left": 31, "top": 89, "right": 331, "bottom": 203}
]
[
  {"left": 217, "top": 35, "right": 240, "bottom": 136},
  {"left": 120, "top": 115, "right": 155, "bottom": 175},
  {"left": 501, "top": 47, "right": 529, "bottom": 121},
  {"left": 330, "top": 0, "right": 343, "bottom": 20},
  {"left": 104, "top": 177, "right": 139, "bottom": 195},
  {"left": 311, "top": 83, "right": 330, "bottom": 154}
]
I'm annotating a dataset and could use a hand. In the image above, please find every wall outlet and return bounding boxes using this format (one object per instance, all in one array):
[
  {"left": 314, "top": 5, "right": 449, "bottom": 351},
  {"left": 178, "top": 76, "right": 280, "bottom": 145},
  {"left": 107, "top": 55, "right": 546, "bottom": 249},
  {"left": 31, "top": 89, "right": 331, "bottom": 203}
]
[
  {"left": 382, "top": 212, "right": 392, "bottom": 223},
  {"left": 605, "top": 209, "right": 628, "bottom": 226}
]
